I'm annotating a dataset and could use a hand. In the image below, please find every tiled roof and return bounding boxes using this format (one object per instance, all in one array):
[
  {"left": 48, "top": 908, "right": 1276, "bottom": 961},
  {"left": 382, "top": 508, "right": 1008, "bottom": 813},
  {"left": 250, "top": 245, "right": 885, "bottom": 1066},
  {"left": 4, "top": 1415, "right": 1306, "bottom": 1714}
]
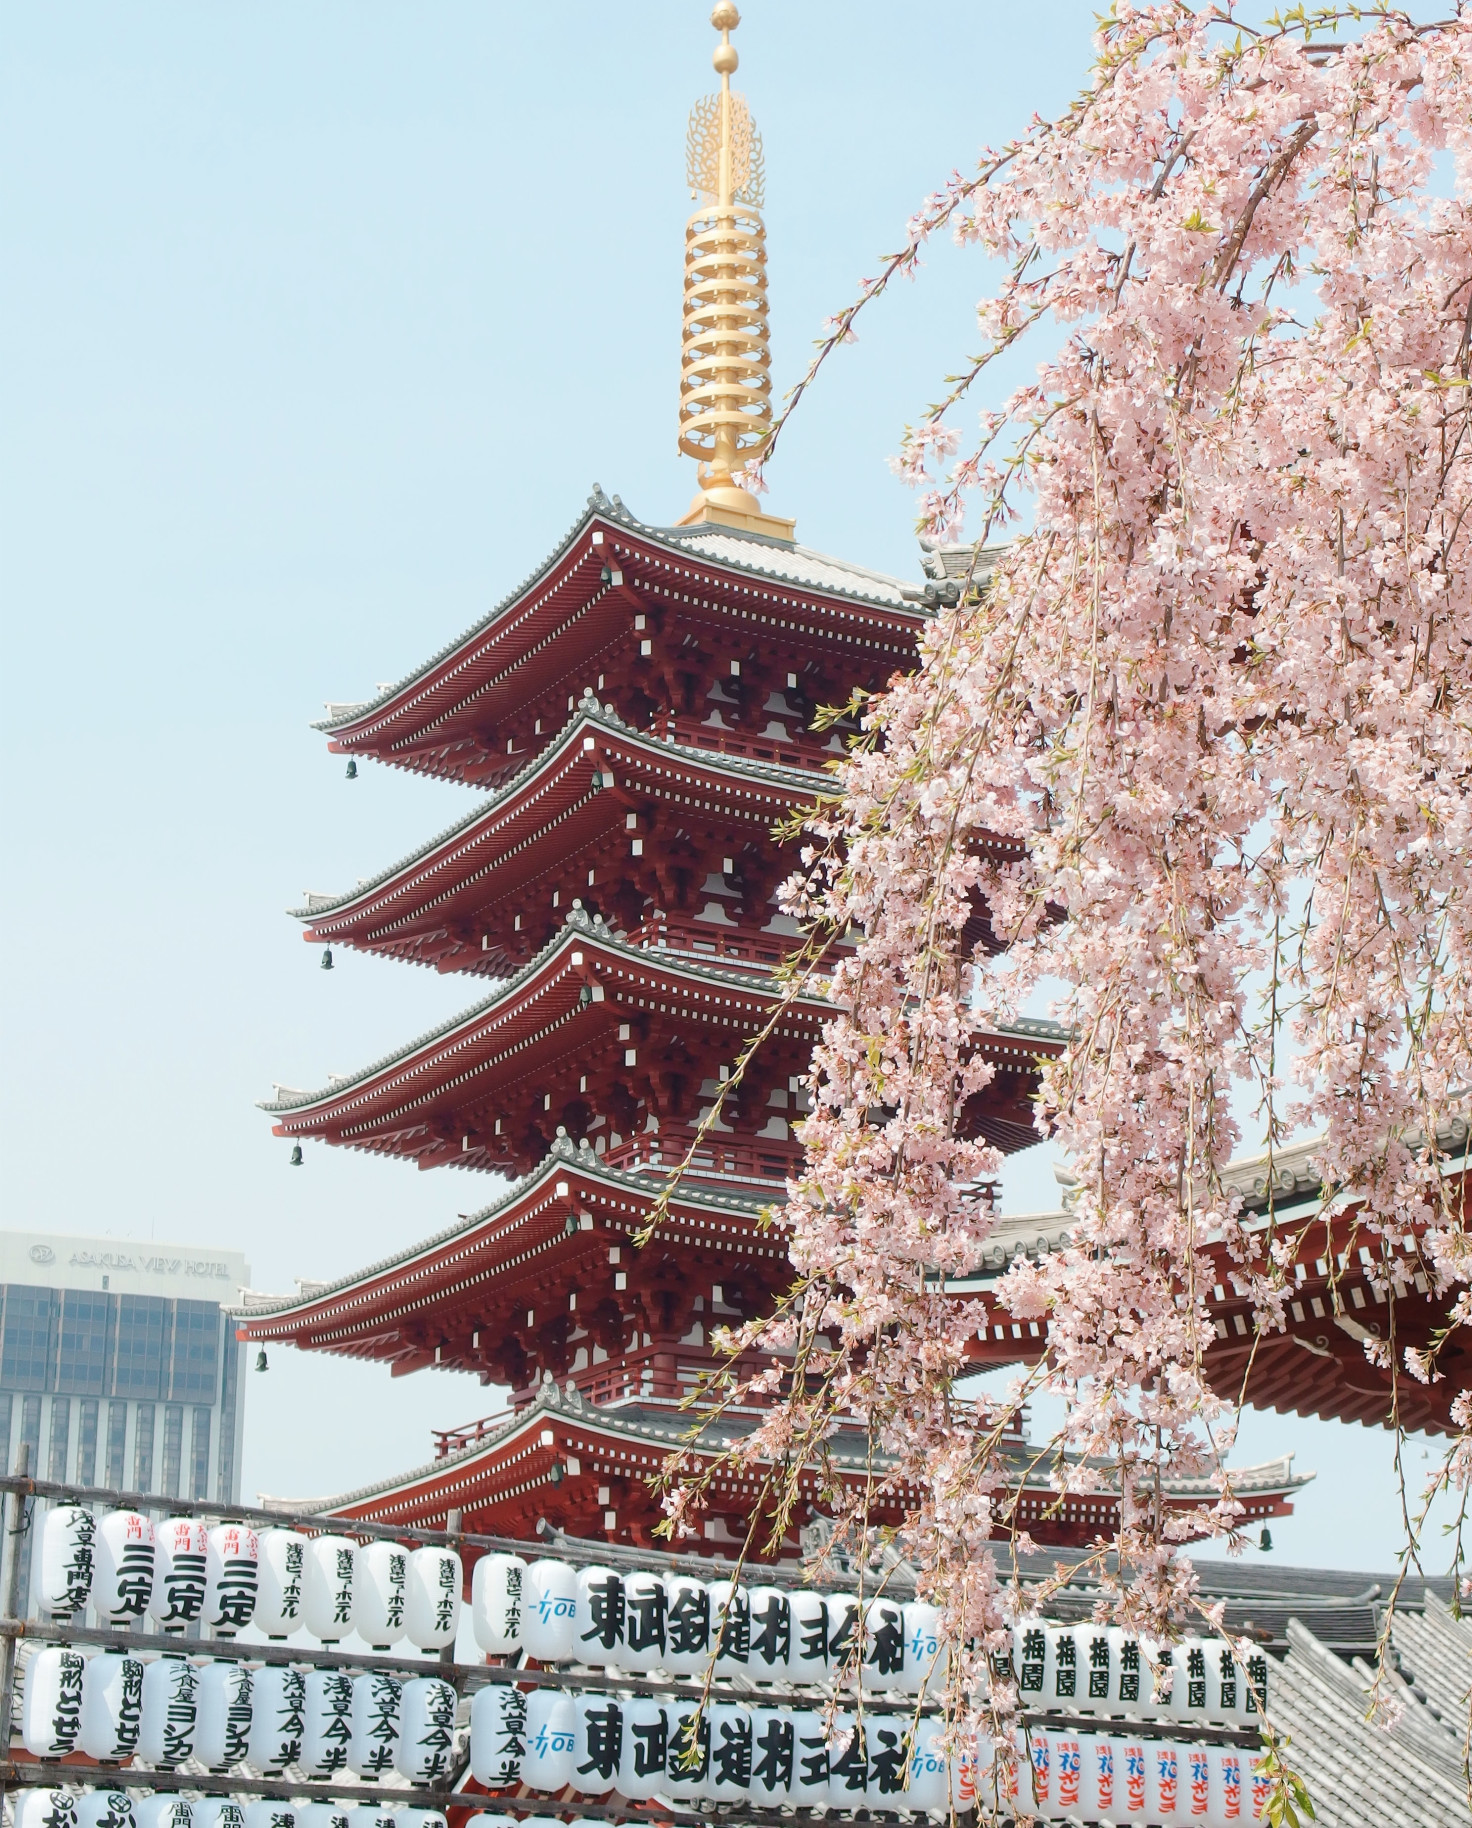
[
  {"left": 1389, "top": 1589, "right": 1472, "bottom": 1744},
  {"left": 258, "top": 906, "right": 828, "bottom": 1116},
  {"left": 314, "top": 488, "right": 929, "bottom": 736},
  {"left": 1272, "top": 1616, "right": 1471, "bottom": 1826},
  {"left": 229, "top": 1139, "right": 770, "bottom": 1322},
  {"left": 290, "top": 697, "right": 822, "bottom": 922}
]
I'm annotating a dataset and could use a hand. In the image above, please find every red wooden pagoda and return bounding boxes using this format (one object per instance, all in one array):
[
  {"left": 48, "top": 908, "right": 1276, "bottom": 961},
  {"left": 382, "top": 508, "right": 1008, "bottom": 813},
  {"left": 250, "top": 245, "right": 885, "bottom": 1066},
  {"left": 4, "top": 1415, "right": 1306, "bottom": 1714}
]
[{"left": 237, "top": 7, "right": 1308, "bottom": 1553}]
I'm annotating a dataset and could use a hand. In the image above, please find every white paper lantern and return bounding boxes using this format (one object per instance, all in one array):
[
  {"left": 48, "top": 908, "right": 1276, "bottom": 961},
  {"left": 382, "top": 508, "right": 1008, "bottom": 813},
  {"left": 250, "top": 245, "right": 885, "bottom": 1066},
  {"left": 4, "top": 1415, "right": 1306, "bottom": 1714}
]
[
  {"left": 619, "top": 1569, "right": 665, "bottom": 1673},
  {"left": 665, "top": 1700, "right": 710, "bottom": 1802},
  {"left": 470, "top": 1552, "right": 524, "bottom": 1655},
  {"left": 1182, "top": 1741, "right": 1214, "bottom": 1823},
  {"left": 150, "top": 1517, "right": 209, "bottom": 1633},
  {"left": 785, "top": 1590, "right": 829, "bottom": 1681},
  {"left": 1079, "top": 1732, "right": 1119, "bottom": 1821},
  {"left": 521, "top": 1687, "right": 576, "bottom": 1792},
  {"left": 38, "top": 1506, "right": 95, "bottom": 1618},
  {"left": 1046, "top": 1624, "right": 1083, "bottom": 1707},
  {"left": 301, "top": 1666, "right": 355, "bottom": 1777},
  {"left": 1110, "top": 1626, "right": 1155, "bottom": 1711},
  {"left": 194, "top": 1659, "right": 253, "bottom": 1768},
  {"left": 469, "top": 1681, "right": 526, "bottom": 1788},
  {"left": 517, "top": 1818, "right": 561, "bottom": 1828},
  {"left": 398, "top": 1814, "right": 446, "bottom": 1828},
  {"left": 709, "top": 1580, "right": 750, "bottom": 1675},
  {"left": 1143, "top": 1739, "right": 1182, "bottom": 1826},
  {"left": 351, "top": 1542, "right": 407, "bottom": 1648},
  {"left": 94, "top": 1511, "right": 155, "bottom": 1626},
  {"left": 747, "top": 1586, "right": 789, "bottom": 1676},
  {"left": 404, "top": 1545, "right": 461, "bottom": 1652},
  {"left": 573, "top": 1564, "right": 624, "bottom": 1662},
  {"left": 789, "top": 1708, "right": 831, "bottom": 1805},
  {"left": 708, "top": 1702, "right": 753, "bottom": 1799},
  {"left": 15, "top": 1792, "right": 79, "bottom": 1828},
  {"left": 80, "top": 1651, "right": 144, "bottom": 1760},
  {"left": 902, "top": 1601, "right": 947, "bottom": 1695},
  {"left": 891, "top": 1718, "right": 950, "bottom": 1812},
  {"left": 463, "top": 1817, "right": 518, "bottom": 1828},
  {"left": 138, "top": 1653, "right": 198, "bottom": 1765},
  {"left": 616, "top": 1695, "right": 669, "bottom": 1801},
  {"left": 1115, "top": 1735, "right": 1151, "bottom": 1821},
  {"left": 826, "top": 1711, "right": 870, "bottom": 1809},
  {"left": 254, "top": 1529, "right": 307, "bottom": 1639},
  {"left": 569, "top": 1692, "right": 623, "bottom": 1795},
  {"left": 826, "top": 1595, "right": 861, "bottom": 1680},
  {"left": 246, "top": 1663, "right": 305, "bottom": 1774},
  {"left": 1022, "top": 1728, "right": 1055, "bottom": 1819},
  {"left": 863, "top": 1597, "right": 905, "bottom": 1691},
  {"left": 345, "top": 1811, "right": 399, "bottom": 1828},
  {"left": 662, "top": 1572, "right": 711, "bottom": 1677},
  {"left": 521, "top": 1559, "right": 577, "bottom": 1662},
  {"left": 191, "top": 1802, "right": 246, "bottom": 1828},
  {"left": 133, "top": 1797, "right": 193, "bottom": 1828},
  {"left": 202, "top": 1523, "right": 259, "bottom": 1639},
  {"left": 1051, "top": 1728, "right": 1086, "bottom": 1820},
  {"left": 1242, "top": 1647, "right": 1271, "bottom": 1723},
  {"left": 748, "top": 1706, "right": 793, "bottom": 1802},
  {"left": 74, "top": 1793, "right": 136, "bottom": 1828},
  {"left": 22, "top": 1645, "right": 86, "bottom": 1757},
  {"left": 302, "top": 1534, "right": 358, "bottom": 1642},
  {"left": 976, "top": 1730, "right": 1026, "bottom": 1817},
  {"left": 348, "top": 1670, "right": 402, "bottom": 1779},
  {"left": 242, "top": 1804, "right": 295, "bottom": 1828},
  {"left": 394, "top": 1675, "right": 457, "bottom": 1785},
  {"left": 295, "top": 1807, "right": 349, "bottom": 1828},
  {"left": 1209, "top": 1743, "right": 1248, "bottom": 1828}
]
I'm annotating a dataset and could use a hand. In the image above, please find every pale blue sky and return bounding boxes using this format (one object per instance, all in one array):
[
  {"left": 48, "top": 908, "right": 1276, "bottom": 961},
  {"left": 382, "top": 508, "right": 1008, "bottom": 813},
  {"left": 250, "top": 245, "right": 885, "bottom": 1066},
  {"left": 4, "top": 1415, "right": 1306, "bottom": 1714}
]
[{"left": 1, "top": 2, "right": 1456, "bottom": 1573}]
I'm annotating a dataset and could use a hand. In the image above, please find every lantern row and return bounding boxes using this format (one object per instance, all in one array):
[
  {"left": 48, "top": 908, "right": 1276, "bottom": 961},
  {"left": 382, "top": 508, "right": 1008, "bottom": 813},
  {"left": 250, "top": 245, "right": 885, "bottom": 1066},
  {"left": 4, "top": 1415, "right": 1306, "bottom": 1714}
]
[
  {"left": 13, "top": 1794, "right": 447, "bottom": 1828},
  {"left": 32, "top": 1511, "right": 1268, "bottom": 1728}
]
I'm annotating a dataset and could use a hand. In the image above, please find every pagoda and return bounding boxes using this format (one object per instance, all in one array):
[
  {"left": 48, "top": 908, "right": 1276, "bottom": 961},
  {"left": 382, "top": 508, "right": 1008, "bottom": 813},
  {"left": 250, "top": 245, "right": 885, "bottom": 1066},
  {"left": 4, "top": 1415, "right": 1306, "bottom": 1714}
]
[{"left": 237, "top": 5, "right": 1306, "bottom": 1553}]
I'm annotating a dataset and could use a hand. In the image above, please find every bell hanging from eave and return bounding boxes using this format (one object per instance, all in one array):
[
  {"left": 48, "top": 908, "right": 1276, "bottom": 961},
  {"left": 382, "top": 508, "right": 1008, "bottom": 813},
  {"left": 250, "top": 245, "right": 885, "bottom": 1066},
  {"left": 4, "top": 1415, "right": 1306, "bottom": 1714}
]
[
  {"left": 345, "top": 759, "right": 358, "bottom": 779},
  {"left": 290, "top": 1144, "right": 303, "bottom": 1166},
  {"left": 320, "top": 948, "right": 334, "bottom": 970},
  {"left": 255, "top": 1349, "right": 269, "bottom": 1372}
]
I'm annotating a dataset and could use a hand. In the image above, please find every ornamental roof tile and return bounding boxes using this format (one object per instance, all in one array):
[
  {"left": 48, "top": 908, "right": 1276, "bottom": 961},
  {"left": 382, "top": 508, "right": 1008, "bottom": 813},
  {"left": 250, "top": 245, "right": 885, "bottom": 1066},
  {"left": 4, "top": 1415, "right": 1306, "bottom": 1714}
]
[
  {"left": 314, "top": 488, "right": 927, "bottom": 737},
  {"left": 290, "top": 698, "right": 823, "bottom": 922}
]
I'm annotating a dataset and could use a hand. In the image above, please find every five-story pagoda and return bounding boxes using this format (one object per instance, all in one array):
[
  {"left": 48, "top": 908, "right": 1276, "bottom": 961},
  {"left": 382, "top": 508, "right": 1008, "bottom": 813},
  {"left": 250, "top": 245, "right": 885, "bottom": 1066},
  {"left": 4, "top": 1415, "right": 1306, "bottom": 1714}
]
[{"left": 236, "top": 6, "right": 1306, "bottom": 1556}]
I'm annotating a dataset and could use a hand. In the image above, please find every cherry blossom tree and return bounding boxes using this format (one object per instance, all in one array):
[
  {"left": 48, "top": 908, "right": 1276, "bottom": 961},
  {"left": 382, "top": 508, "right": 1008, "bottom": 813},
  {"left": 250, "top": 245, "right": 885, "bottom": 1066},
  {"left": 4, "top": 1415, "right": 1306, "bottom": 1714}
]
[{"left": 663, "top": 2, "right": 1472, "bottom": 1809}]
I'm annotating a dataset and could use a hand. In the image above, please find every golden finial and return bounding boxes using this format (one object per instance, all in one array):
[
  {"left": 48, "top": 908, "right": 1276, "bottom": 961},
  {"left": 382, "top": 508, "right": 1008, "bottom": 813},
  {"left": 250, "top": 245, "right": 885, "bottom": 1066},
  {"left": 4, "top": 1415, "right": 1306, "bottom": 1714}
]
[{"left": 676, "top": 4, "right": 795, "bottom": 542}]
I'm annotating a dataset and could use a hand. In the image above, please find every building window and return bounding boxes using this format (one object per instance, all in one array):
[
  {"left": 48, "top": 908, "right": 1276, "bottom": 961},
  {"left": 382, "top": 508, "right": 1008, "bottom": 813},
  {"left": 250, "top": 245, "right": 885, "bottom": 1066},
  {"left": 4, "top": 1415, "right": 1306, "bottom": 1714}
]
[
  {"left": 216, "top": 1335, "right": 239, "bottom": 1502},
  {"left": 190, "top": 1407, "right": 211, "bottom": 1499},
  {"left": 57, "top": 1292, "right": 112, "bottom": 1396},
  {"left": 16, "top": 1394, "right": 42, "bottom": 1601},
  {"left": 170, "top": 1303, "right": 220, "bottom": 1403},
  {"left": 1, "top": 1287, "right": 60, "bottom": 1392},
  {"left": 129, "top": 1403, "right": 152, "bottom": 1492},
  {"left": 76, "top": 1399, "right": 99, "bottom": 1487},
  {"left": 47, "top": 1397, "right": 70, "bottom": 1481},
  {"left": 161, "top": 1405, "right": 183, "bottom": 1498},
  {"left": 0, "top": 1394, "right": 11, "bottom": 1477},
  {"left": 114, "top": 1297, "right": 169, "bottom": 1401}
]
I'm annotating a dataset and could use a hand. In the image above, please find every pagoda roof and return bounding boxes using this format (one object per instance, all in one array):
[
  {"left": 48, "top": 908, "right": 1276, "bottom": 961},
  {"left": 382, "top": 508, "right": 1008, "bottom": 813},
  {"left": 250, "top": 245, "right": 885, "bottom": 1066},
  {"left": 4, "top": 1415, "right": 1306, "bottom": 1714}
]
[
  {"left": 291, "top": 697, "right": 825, "bottom": 970},
  {"left": 262, "top": 907, "right": 1066, "bottom": 1169},
  {"left": 268, "top": 1384, "right": 1309, "bottom": 1551},
  {"left": 314, "top": 490, "right": 934, "bottom": 769},
  {"left": 233, "top": 1140, "right": 772, "bottom": 1351}
]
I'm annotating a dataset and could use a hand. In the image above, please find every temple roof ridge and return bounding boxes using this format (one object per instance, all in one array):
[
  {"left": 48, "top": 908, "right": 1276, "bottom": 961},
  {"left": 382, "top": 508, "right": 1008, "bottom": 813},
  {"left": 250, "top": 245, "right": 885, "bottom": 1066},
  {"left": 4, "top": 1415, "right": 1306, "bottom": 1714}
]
[
  {"left": 288, "top": 697, "right": 826, "bottom": 923},
  {"left": 312, "top": 490, "right": 926, "bottom": 739},
  {"left": 258, "top": 908, "right": 837, "bottom": 1117},
  {"left": 230, "top": 1145, "right": 773, "bottom": 1324}
]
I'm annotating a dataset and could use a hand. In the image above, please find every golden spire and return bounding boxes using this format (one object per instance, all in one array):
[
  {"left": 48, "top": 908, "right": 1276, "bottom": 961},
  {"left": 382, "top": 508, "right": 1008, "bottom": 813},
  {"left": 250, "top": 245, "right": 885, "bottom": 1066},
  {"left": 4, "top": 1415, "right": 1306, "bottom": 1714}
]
[{"left": 676, "top": 3, "right": 796, "bottom": 542}]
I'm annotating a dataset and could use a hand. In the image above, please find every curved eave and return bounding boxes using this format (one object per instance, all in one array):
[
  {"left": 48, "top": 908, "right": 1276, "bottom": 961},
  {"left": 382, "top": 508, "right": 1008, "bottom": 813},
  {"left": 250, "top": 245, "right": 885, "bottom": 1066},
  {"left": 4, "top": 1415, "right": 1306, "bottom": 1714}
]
[
  {"left": 260, "top": 916, "right": 829, "bottom": 1132},
  {"left": 316, "top": 492, "right": 928, "bottom": 758},
  {"left": 291, "top": 704, "right": 823, "bottom": 941},
  {"left": 289, "top": 1394, "right": 1306, "bottom": 1527},
  {"left": 233, "top": 1146, "right": 774, "bottom": 1352}
]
